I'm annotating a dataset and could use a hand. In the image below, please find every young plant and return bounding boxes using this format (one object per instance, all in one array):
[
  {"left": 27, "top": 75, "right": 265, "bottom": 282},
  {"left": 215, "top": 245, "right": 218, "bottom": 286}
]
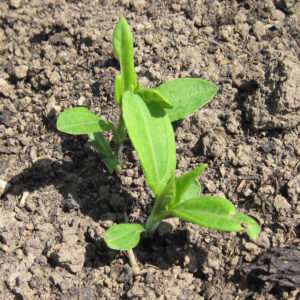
[
  {"left": 104, "top": 90, "right": 260, "bottom": 251},
  {"left": 56, "top": 18, "right": 218, "bottom": 173},
  {"left": 56, "top": 18, "right": 260, "bottom": 253}
]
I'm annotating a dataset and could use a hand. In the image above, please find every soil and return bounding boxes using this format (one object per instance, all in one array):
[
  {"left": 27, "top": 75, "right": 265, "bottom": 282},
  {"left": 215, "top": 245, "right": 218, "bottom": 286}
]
[{"left": 0, "top": 0, "right": 299, "bottom": 299}]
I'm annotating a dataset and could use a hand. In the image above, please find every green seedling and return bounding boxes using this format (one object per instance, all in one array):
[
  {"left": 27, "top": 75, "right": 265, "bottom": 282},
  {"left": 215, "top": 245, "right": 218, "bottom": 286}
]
[
  {"left": 104, "top": 90, "right": 260, "bottom": 251},
  {"left": 57, "top": 18, "right": 218, "bottom": 173},
  {"left": 56, "top": 18, "right": 260, "bottom": 254}
]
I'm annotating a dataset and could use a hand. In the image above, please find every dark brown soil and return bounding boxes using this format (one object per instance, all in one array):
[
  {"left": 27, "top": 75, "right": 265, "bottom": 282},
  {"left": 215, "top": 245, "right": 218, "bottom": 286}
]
[{"left": 0, "top": 0, "right": 299, "bottom": 299}]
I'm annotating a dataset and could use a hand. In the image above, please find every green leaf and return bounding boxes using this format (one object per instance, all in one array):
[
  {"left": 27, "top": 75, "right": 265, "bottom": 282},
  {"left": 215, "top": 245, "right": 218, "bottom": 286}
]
[
  {"left": 170, "top": 197, "right": 260, "bottom": 238},
  {"left": 103, "top": 158, "right": 120, "bottom": 174},
  {"left": 156, "top": 78, "right": 218, "bottom": 122},
  {"left": 104, "top": 224, "right": 145, "bottom": 250},
  {"left": 115, "top": 75, "right": 122, "bottom": 105},
  {"left": 181, "top": 179, "right": 202, "bottom": 203},
  {"left": 134, "top": 83, "right": 142, "bottom": 92},
  {"left": 137, "top": 88, "right": 173, "bottom": 109},
  {"left": 57, "top": 107, "right": 113, "bottom": 135},
  {"left": 113, "top": 18, "right": 137, "bottom": 92},
  {"left": 88, "top": 132, "right": 113, "bottom": 158},
  {"left": 231, "top": 213, "right": 260, "bottom": 239},
  {"left": 122, "top": 91, "right": 176, "bottom": 196},
  {"left": 152, "top": 176, "right": 176, "bottom": 218},
  {"left": 175, "top": 165, "right": 206, "bottom": 206}
]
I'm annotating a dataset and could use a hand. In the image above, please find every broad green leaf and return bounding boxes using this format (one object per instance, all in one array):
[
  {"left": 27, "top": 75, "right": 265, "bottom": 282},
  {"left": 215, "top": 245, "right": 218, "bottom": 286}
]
[
  {"left": 115, "top": 75, "right": 122, "bottom": 105},
  {"left": 137, "top": 88, "right": 173, "bottom": 109},
  {"left": 231, "top": 213, "right": 260, "bottom": 239},
  {"left": 88, "top": 132, "right": 113, "bottom": 158},
  {"left": 57, "top": 107, "right": 113, "bottom": 135},
  {"left": 156, "top": 78, "right": 218, "bottom": 122},
  {"left": 170, "top": 197, "right": 260, "bottom": 238},
  {"left": 181, "top": 179, "right": 202, "bottom": 203},
  {"left": 174, "top": 165, "right": 206, "bottom": 206},
  {"left": 153, "top": 176, "right": 176, "bottom": 217},
  {"left": 122, "top": 91, "right": 176, "bottom": 196},
  {"left": 103, "top": 158, "right": 120, "bottom": 174},
  {"left": 104, "top": 224, "right": 145, "bottom": 250},
  {"left": 113, "top": 18, "right": 137, "bottom": 92}
]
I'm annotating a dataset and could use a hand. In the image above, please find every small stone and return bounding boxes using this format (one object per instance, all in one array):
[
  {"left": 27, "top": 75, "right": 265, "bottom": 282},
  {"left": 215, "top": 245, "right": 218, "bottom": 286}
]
[
  {"left": 48, "top": 70, "right": 61, "bottom": 85},
  {"left": 25, "top": 199, "right": 36, "bottom": 212},
  {"left": 0, "top": 244, "right": 9, "bottom": 252},
  {"left": 77, "top": 96, "right": 86, "bottom": 105},
  {"left": 122, "top": 176, "right": 132, "bottom": 186},
  {"left": 0, "top": 179, "right": 10, "bottom": 196},
  {"left": 261, "top": 140, "right": 275, "bottom": 153},
  {"left": 271, "top": 9, "right": 285, "bottom": 21},
  {"left": 244, "top": 242, "right": 259, "bottom": 253},
  {"left": 28, "top": 275, "right": 42, "bottom": 289},
  {"left": 49, "top": 242, "right": 86, "bottom": 274},
  {"left": 255, "top": 231, "right": 270, "bottom": 248},
  {"left": 273, "top": 195, "right": 291, "bottom": 215},
  {"left": 132, "top": 0, "right": 146, "bottom": 10},
  {"left": 14, "top": 65, "right": 28, "bottom": 79},
  {"left": 171, "top": 3, "right": 181, "bottom": 11},
  {"left": 294, "top": 140, "right": 300, "bottom": 156},
  {"left": 144, "top": 35, "right": 153, "bottom": 45},
  {"left": 234, "top": 10, "right": 247, "bottom": 23},
  {"left": 201, "top": 130, "right": 227, "bottom": 159},
  {"left": 243, "top": 188, "right": 252, "bottom": 197},
  {"left": 26, "top": 223, "right": 35, "bottom": 231},
  {"left": 131, "top": 150, "right": 139, "bottom": 161},
  {"left": 0, "top": 78, "right": 13, "bottom": 97},
  {"left": 235, "top": 23, "right": 250, "bottom": 38},
  {"left": 9, "top": 0, "right": 21, "bottom": 8},
  {"left": 35, "top": 223, "right": 54, "bottom": 233},
  {"left": 157, "top": 222, "right": 172, "bottom": 236},
  {"left": 15, "top": 248, "right": 24, "bottom": 259},
  {"left": 206, "top": 257, "right": 220, "bottom": 270},
  {"left": 220, "top": 25, "right": 234, "bottom": 41},
  {"left": 205, "top": 179, "right": 216, "bottom": 192},
  {"left": 252, "top": 20, "right": 267, "bottom": 39},
  {"left": 202, "top": 26, "right": 213, "bottom": 35}
]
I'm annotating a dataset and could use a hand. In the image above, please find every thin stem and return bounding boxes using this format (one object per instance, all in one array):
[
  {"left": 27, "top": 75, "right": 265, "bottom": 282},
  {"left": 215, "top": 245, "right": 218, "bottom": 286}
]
[
  {"left": 112, "top": 113, "right": 127, "bottom": 171},
  {"left": 124, "top": 210, "right": 140, "bottom": 275},
  {"left": 126, "top": 249, "right": 140, "bottom": 276},
  {"left": 145, "top": 215, "right": 160, "bottom": 237}
]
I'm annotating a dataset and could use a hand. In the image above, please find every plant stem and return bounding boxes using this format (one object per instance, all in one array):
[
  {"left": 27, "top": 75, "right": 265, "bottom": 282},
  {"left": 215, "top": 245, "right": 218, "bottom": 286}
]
[
  {"left": 145, "top": 215, "right": 160, "bottom": 237},
  {"left": 112, "top": 113, "right": 127, "bottom": 172},
  {"left": 126, "top": 248, "right": 140, "bottom": 276}
]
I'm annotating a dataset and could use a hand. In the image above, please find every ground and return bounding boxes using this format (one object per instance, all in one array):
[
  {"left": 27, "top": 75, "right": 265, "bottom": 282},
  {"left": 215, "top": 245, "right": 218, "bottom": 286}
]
[{"left": 0, "top": 0, "right": 299, "bottom": 299}]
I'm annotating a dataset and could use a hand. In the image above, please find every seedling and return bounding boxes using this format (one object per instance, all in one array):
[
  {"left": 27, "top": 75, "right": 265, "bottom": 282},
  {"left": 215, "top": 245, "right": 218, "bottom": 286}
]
[
  {"left": 57, "top": 18, "right": 218, "bottom": 173},
  {"left": 104, "top": 92, "right": 260, "bottom": 251},
  {"left": 56, "top": 18, "right": 260, "bottom": 255}
]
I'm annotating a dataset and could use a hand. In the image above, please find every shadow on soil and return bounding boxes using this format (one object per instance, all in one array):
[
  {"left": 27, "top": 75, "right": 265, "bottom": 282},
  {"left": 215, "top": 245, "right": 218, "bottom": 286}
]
[{"left": 4, "top": 117, "right": 225, "bottom": 285}]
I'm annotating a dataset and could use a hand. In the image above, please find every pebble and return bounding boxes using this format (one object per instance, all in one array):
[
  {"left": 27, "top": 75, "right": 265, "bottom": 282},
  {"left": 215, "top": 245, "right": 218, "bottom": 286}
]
[
  {"left": 14, "top": 65, "right": 28, "bottom": 79},
  {"left": 294, "top": 140, "right": 300, "bottom": 156},
  {"left": 26, "top": 223, "right": 35, "bottom": 231},
  {"left": 132, "top": 0, "right": 146, "bottom": 10},
  {"left": 9, "top": 0, "right": 21, "bottom": 9},
  {"left": 0, "top": 244, "right": 9, "bottom": 253},
  {"left": 15, "top": 248, "right": 24, "bottom": 259},
  {"left": 157, "top": 221, "right": 173, "bottom": 236},
  {"left": 0, "top": 78, "right": 13, "bottom": 97},
  {"left": 273, "top": 194, "right": 291, "bottom": 215},
  {"left": 252, "top": 20, "right": 267, "bottom": 39},
  {"left": 261, "top": 140, "right": 275, "bottom": 153},
  {"left": 0, "top": 179, "right": 10, "bottom": 196}
]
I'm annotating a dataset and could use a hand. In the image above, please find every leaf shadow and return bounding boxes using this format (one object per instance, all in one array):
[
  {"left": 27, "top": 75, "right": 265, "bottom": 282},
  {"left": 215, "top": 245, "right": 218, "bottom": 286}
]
[{"left": 136, "top": 226, "right": 208, "bottom": 278}]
